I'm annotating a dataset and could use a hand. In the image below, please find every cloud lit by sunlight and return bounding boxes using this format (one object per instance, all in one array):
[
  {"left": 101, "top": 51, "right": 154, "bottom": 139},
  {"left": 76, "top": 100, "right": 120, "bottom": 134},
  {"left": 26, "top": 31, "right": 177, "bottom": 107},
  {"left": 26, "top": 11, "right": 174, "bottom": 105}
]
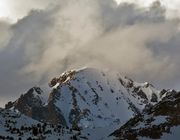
[
  {"left": 0, "top": 0, "right": 180, "bottom": 106},
  {"left": 0, "top": 1, "right": 11, "bottom": 18}
]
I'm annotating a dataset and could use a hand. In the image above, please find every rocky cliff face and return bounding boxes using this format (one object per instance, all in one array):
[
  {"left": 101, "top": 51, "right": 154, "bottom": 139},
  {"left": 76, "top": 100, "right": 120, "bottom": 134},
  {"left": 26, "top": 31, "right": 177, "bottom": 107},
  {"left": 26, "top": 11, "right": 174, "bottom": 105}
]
[
  {"left": 5, "top": 87, "right": 45, "bottom": 117},
  {"left": 2, "top": 68, "right": 180, "bottom": 139},
  {"left": 45, "top": 68, "right": 162, "bottom": 129},
  {"left": 4, "top": 68, "right": 170, "bottom": 128},
  {"left": 111, "top": 89, "right": 180, "bottom": 140},
  {"left": 5, "top": 86, "right": 66, "bottom": 126}
]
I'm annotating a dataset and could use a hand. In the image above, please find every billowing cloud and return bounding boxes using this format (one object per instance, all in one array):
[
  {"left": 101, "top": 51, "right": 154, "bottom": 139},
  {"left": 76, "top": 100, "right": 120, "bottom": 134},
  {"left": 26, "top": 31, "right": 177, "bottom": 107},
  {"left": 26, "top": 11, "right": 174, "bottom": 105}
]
[{"left": 0, "top": 0, "right": 180, "bottom": 106}]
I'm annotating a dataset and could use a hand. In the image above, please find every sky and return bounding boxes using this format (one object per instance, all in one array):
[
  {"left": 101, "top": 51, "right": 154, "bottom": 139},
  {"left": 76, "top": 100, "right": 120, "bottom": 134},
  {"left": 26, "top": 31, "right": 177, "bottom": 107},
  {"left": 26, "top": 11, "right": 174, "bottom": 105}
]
[{"left": 0, "top": 0, "right": 180, "bottom": 106}]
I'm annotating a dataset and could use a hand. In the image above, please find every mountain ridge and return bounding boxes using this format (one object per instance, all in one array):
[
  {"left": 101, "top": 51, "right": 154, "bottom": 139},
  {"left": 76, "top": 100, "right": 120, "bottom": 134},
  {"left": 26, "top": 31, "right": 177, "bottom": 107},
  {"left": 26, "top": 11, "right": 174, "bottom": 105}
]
[{"left": 1, "top": 67, "right": 179, "bottom": 139}]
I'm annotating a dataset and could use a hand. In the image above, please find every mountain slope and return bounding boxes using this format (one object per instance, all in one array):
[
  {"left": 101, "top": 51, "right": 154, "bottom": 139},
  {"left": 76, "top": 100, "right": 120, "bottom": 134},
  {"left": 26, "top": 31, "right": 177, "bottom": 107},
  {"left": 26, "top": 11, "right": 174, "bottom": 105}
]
[
  {"left": 48, "top": 68, "right": 162, "bottom": 129},
  {"left": 1, "top": 67, "right": 179, "bottom": 139},
  {"left": 5, "top": 87, "right": 67, "bottom": 125},
  {"left": 111, "top": 89, "right": 180, "bottom": 140},
  {"left": 0, "top": 108, "right": 86, "bottom": 140}
]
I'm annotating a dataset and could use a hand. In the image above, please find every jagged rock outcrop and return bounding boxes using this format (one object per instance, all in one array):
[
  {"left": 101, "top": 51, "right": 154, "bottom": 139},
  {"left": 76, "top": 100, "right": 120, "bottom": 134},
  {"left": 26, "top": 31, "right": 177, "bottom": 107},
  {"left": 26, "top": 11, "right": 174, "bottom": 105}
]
[
  {"left": 5, "top": 87, "right": 45, "bottom": 116},
  {"left": 0, "top": 108, "right": 85, "bottom": 139},
  {"left": 42, "top": 68, "right": 163, "bottom": 129},
  {"left": 2, "top": 68, "right": 180, "bottom": 139},
  {"left": 5, "top": 87, "right": 66, "bottom": 126},
  {"left": 5, "top": 68, "right": 162, "bottom": 129},
  {"left": 111, "top": 90, "right": 180, "bottom": 140}
]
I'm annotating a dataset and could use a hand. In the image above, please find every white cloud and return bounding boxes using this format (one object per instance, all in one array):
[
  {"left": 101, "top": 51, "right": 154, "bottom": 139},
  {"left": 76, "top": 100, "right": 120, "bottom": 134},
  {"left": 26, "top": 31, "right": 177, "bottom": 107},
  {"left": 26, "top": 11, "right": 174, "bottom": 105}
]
[
  {"left": 0, "top": 0, "right": 180, "bottom": 106},
  {"left": 115, "top": 0, "right": 180, "bottom": 17}
]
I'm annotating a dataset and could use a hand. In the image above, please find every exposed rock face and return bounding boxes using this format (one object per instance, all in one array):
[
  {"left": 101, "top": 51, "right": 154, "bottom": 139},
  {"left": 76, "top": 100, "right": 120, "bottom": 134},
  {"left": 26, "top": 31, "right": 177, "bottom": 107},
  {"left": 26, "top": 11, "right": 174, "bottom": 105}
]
[
  {"left": 151, "top": 93, "right": 158, "bottom": 103},
  {"left": 0, "top": 108, "right": 85, "bottom": 139},
  {"left": 49, "top": 70, "right": 76, "bottom": 87},
  {"left": 5, "top": 87, "right": 66, "bottom": 126},
  {"left": 111, "top": 90, "right": 180, "bottom": 140},
  {"left": 2, "top": 68, "right": 180, "bottom": 139},
  {"left": 46, "top": 89, "right": 67, "bottom": 125},
  {"left": 5, "top": 68, "right": 162, "bottom": 129},
  {"left": 43, "top": 68, "right": 162, "bottom": 129},
  {"left": 5, "top": 87, "right": 44, "bottom": 115}
]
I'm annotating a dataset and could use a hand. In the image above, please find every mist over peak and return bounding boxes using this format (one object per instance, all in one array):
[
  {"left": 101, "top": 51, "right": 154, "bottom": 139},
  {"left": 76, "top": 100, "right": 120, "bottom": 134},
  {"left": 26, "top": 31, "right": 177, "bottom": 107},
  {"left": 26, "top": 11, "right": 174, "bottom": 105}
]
[{"left": 0, "top": 0, "right": 180, "bottom": 106}]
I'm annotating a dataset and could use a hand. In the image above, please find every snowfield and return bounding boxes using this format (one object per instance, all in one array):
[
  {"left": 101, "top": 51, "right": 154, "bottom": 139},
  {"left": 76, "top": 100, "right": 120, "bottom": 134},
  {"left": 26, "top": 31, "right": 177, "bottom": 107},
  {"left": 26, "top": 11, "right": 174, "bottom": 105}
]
[{"left": 0, "top": 68, "right": 179, "bottom": 139}]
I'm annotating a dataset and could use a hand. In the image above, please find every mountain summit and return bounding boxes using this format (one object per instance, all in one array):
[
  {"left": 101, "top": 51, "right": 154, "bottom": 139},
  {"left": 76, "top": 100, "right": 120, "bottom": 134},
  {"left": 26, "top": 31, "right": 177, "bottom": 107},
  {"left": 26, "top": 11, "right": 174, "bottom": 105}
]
[{"left": 1, "top": 68, "right": 179, "bottom": 139}]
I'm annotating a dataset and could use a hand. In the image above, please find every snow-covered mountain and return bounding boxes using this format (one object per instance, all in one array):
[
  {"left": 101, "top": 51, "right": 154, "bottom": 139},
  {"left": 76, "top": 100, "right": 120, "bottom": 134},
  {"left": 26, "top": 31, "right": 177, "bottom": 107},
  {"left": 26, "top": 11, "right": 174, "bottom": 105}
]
[
  {"left": 0, "top": 108, "right": 86, "bottom": 140},
  {"left": 47, "top": 68, "right": 161, "bottom": 129},
  {"left": 111, "top": 89, "right": 180, "bottom": 140},
  {"left": 1, "top": 68, "right": 180, "bottom": 139}
]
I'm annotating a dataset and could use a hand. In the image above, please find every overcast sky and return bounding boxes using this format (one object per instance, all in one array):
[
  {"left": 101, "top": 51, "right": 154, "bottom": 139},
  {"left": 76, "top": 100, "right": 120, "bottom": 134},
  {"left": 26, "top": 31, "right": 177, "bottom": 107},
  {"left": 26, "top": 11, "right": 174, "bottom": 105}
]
[{"left": 0, "top": 0, "right": 180, "bottom": 107}]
